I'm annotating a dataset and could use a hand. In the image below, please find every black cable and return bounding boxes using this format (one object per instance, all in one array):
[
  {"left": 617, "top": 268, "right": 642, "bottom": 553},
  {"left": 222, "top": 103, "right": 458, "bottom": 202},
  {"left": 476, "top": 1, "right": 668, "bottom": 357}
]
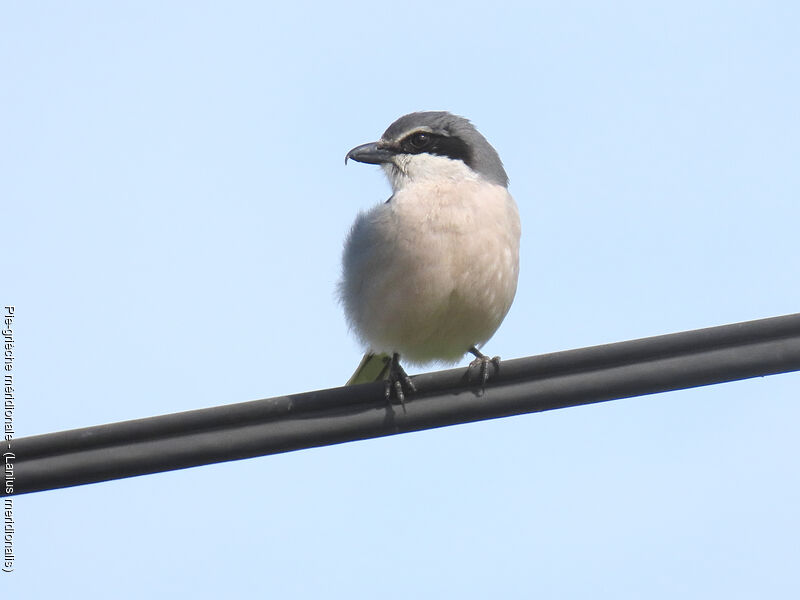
[{"left": 6, "top": 312, "right": 800, "bottom": 496}]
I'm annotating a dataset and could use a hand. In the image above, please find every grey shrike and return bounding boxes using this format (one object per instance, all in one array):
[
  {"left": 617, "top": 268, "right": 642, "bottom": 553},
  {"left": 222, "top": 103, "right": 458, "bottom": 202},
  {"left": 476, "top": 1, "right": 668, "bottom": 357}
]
[{"left": 340, "top": 111, "right": 521, "bottom": 400}]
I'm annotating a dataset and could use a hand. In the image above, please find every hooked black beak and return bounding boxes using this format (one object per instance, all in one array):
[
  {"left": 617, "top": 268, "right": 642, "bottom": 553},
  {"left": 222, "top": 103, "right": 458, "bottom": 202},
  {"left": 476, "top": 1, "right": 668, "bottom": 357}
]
[{"left": 345, "top": 142, "right": 396, "bottom": 165}]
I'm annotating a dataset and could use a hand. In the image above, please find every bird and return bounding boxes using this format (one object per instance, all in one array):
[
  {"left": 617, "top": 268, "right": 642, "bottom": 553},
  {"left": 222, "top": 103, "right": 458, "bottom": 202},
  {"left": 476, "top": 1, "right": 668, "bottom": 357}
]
[{"left": 339, "top": 111, "right": 521, "bottom": 401}]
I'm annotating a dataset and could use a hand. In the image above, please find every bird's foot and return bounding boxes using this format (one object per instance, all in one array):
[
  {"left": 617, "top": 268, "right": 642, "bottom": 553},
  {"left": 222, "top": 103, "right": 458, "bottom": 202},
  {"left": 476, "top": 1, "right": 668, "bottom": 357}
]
[
  {"left": 385, "top": 353, "right": 416, "bottom": 410},
  {"left": 468, "top": 346, "right": 501, "bottom": 389}
]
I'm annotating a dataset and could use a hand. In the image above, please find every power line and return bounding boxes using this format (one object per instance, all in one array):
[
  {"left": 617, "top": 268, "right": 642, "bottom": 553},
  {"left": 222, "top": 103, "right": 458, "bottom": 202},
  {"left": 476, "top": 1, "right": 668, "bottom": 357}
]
[{"left": 6, "top": 312, "right": 800, "bottom": 496}]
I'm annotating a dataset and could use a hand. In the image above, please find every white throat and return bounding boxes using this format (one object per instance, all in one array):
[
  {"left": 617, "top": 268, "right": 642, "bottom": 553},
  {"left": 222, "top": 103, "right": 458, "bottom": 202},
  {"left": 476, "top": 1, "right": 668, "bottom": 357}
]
[{"left": 382, "top": 153, "right": 480, "bottom": 192}]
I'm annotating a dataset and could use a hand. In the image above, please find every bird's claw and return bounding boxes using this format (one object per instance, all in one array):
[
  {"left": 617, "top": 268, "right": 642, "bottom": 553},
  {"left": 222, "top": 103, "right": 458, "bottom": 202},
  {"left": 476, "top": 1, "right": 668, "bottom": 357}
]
[
  {"left": 468, "top": 347, "right": 501, "bottom": 389},
  {"left": 385, "top": 353, "right": 415, "bottom": 411}
]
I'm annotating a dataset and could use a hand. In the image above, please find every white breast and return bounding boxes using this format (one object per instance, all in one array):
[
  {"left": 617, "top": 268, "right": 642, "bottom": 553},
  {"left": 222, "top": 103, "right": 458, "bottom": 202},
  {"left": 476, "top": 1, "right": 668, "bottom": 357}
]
[{"left": 340, "top": 164, "right": 521, "bottom": 366}]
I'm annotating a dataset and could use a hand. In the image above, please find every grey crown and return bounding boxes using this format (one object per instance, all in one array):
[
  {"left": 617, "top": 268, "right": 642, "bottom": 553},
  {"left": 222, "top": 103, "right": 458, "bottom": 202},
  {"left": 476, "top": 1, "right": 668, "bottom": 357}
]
[{"left": 382, "top": 111, "right": 509, "bottom": 188}]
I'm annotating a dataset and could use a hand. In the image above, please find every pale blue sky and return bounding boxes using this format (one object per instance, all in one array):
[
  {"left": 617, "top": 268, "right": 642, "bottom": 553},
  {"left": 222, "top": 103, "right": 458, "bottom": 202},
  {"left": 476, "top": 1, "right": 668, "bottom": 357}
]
[{"left": 3, "top": 2, "right": 800, "bottom": 598}]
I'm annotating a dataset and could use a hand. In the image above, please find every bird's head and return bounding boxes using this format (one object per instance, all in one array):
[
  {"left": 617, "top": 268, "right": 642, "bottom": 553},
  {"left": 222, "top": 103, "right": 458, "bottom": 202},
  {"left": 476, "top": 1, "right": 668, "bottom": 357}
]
[{"left": 345, "top": 111, "right": 508, "bottom": 191}]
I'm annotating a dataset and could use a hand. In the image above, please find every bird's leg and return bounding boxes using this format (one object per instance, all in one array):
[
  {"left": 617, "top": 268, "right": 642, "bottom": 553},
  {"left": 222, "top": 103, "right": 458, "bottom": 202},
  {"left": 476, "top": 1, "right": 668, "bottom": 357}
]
[
  {"left": 385, "top": 352, "right": 416, "bottom": 408},
  {"left": 468, "top": 346, "right": 501, "bottom": 387}
]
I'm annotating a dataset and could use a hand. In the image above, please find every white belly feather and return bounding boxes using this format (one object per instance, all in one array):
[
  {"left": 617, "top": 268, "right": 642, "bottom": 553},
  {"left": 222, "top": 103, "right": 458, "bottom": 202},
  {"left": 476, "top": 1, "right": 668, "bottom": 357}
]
[{"left": 341, "top": 178, "right": 520, "bottom": 365}]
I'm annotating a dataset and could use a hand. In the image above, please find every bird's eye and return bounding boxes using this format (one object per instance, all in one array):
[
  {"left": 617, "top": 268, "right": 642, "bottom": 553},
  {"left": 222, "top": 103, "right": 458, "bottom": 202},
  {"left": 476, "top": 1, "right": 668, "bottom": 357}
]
[{"left": 409, "top": 132, "right": 431, "bottom": 149}]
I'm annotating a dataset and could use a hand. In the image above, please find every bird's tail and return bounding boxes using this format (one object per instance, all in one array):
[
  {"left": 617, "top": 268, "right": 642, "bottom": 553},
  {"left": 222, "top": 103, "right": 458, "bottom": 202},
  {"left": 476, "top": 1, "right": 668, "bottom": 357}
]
[{"left": 346, "top": 353, "right": 392, "bottom": 386}]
